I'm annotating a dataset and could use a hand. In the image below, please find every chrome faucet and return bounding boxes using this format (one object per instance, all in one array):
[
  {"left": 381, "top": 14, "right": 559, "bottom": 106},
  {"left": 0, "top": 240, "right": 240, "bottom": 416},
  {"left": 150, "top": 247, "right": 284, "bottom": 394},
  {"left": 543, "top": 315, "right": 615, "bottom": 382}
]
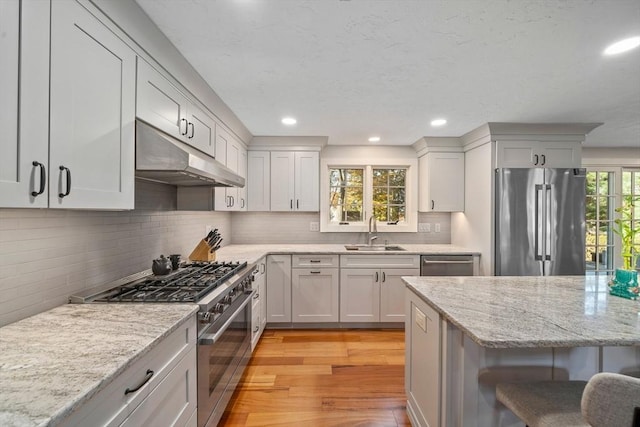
[{"left": 368, "top": 216, "right": 378, "bottom": 246}]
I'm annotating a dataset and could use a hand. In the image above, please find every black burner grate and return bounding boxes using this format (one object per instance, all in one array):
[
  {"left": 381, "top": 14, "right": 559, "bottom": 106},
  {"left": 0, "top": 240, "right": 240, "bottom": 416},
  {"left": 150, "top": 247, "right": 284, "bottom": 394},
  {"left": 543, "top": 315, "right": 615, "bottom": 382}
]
[{"left": 94, "top": 261, "right": 248, "bottom": 303}]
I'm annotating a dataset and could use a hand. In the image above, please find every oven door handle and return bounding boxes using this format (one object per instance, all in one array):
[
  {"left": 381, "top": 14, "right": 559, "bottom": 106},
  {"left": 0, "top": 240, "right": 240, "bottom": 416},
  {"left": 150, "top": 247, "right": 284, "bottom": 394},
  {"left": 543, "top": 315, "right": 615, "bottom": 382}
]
[{"left": 198, "top": 291, "right": 254, "bottom": 346}]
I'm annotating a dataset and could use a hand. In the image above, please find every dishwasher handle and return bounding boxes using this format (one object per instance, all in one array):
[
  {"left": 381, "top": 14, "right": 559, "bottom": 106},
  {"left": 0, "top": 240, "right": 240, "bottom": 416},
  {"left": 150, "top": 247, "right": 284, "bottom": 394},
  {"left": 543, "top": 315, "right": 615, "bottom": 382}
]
[{"left": 422, "top": 260, "right": 474, "bottom": 264}]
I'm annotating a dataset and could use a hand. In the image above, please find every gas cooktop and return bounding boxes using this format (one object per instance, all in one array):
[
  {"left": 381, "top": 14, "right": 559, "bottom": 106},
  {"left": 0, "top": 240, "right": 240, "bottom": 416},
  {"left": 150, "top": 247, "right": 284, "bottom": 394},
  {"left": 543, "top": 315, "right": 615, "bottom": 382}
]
[{"left": 71, "top": 261, "right": 248, "bottom": 303}]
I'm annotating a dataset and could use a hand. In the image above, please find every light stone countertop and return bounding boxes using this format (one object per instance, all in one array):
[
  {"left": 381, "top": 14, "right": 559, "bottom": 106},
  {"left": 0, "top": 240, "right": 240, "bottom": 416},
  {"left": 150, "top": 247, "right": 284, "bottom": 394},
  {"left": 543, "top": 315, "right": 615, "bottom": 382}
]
[
  {"left": 403, "top": 275, "right": 640, "bottom": 349},
  {"left": 0, "top": 303, "right": 198, "bottom": 427},
  {"left": 214, "top": 243, "right": 479, "bottom": 264}
]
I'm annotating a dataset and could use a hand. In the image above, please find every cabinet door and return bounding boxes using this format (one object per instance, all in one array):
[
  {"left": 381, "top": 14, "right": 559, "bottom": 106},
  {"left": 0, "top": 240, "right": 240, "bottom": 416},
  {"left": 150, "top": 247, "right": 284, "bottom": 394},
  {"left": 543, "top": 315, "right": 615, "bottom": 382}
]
[
  {"left": 380, "top": 268, "right": 419, "bottom": 322},
  {"left": 136, "top": 58, "right": 189, "bottom": 141},
  {"left": 539, "top": 142, "right": 581, "bottom": 168},
  {"left": 49, "top": 0, "right": 135, "bottom": 209},
  {"left": 270, "top": 151, "right": 295, "bottom": 211},
  {"left": 0, "top": 0, "right": 50, "bottom": 207},
  {"left": 294, "top": 151, "right": 319, "bottom": 211},
  {"left": 119, "top": 347, "right": 197, "bottom": 427},
  {"left": 237, "top": 147, "right": 248, "bottom": 210},
  {"left": 406, "top": 295, "right": 441, "bottom": 427},
  {"left": 247, "top": 151, "right": 271, "bottom": 211},
  {"left": 495, "top": 141, "right": 537, "bottom": 167},
  {"left": 266, "top": 255, "right": 292, "bottom": 323},
  {"left": 419, "top": 152, "right": 464, "bottom": 212},
  {"left": 340, "top": 268, "right": 380, "bottom": 322},
  {"left": 292, "top": 268, "right": 339, "bottom": 322},
  {"left": 213, "top": 126, "right": 234, "bottom": 211},
  {"left": 186, "top": 103, "right": 215, "bottom": 157}
]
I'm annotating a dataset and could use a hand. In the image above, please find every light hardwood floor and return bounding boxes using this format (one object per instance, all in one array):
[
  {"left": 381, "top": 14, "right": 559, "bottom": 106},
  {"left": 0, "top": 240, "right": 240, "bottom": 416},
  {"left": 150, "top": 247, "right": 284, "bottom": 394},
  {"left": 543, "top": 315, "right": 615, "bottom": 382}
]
[{"left": 219, "top": 329, "right": 411, "bottom": 427}]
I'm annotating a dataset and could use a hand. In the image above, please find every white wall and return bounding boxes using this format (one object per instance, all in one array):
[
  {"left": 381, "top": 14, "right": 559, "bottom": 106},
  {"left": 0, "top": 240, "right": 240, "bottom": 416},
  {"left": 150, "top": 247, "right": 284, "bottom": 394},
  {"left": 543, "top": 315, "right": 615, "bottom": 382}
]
[
  {"left": 451, "top": 142, "right": 493, "bottom": 275},
  {"left": 0, "top": 181, "right": 231, "bottom": 327},
  {"left": 582, "top": 147, "right": 640, "bottom": 167}
]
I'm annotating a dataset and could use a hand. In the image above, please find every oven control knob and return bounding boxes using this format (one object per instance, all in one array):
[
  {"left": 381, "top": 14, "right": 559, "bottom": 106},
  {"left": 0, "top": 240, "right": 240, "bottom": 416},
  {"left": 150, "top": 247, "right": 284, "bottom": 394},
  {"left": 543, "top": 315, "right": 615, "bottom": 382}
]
[
  {"left": 213, "top": 303, "right": 225, "bottom": 314},
  {"left": 222, "top": 295, "right": 233, "bottom": 305},
  {"left": 198, "top": 312, "right": 212, "bottom": 323}
]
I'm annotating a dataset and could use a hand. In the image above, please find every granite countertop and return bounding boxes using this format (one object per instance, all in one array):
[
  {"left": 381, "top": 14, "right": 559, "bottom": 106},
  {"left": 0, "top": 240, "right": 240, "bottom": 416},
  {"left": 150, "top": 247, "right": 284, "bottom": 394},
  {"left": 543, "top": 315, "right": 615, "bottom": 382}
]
[
  {"left": 214, "top": 243, "right": 479, "bottom": 264},
  {"left": 0, "top": 303, "right": 198, "bottom": 427},
  {"left": 403, "top": 275, "right": 640, "bottom": 349}
]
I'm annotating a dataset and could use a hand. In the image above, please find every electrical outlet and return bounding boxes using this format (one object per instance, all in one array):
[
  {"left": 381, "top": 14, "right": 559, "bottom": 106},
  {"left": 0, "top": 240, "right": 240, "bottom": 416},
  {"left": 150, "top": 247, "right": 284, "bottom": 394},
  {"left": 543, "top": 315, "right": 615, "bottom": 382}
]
[
  {"left": 418, "top": 223, "right": 431, "bottom": 233},
  {"left": 435, "top": 223, "right": 441, "bottom": 233},
  {"left": 310, "top": 222, "right": 320, "bottom": 232}
]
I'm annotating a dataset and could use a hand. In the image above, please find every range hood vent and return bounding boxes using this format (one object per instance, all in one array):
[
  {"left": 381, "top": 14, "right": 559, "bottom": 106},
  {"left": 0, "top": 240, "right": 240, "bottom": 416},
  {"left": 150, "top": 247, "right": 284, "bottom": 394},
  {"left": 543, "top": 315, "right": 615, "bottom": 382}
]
[{"left": 135, "top": 121, "right": 244, "bottom": 188}]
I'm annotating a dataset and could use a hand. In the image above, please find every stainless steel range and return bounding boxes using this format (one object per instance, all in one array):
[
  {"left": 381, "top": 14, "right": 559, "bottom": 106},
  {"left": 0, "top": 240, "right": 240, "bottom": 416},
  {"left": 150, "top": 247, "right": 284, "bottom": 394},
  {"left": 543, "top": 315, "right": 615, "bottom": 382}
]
[{"left": 70, "top": 260, "right": 257, "bottom": 427}]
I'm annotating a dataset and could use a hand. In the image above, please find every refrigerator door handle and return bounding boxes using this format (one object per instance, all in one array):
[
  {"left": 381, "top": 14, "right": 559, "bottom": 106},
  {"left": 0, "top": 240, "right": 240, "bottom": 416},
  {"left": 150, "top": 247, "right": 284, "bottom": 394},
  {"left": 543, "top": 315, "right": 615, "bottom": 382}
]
[
  {"left": 535, "top": 184, "right": 544, "bottom": 261},
  {"left": 545, "top": 184, "right": 552, "bottom": 261}
]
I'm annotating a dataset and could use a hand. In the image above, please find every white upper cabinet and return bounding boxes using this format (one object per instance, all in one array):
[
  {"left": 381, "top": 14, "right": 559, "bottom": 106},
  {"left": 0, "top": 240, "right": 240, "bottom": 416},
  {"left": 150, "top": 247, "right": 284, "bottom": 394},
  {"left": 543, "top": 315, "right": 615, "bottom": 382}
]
[
  {"left": 49, "top": 0, "right": 136, "bottom": 209},
  {"left": 495, "top": 140, "right": 582, "bottom": 168},
  {"left": 247, "top": 151, "right": 270, "bottom": 211},
  {"left": 137, "top": 58, "right": 216, "bottom": 157},
  {"left": 418, "top": 152, "right": 464, "bottom": 212},
  {"left": 270, "top": 151, "right": 319, "bottom": 212},
  {"left": 1, "top": 0, "right": 135, "bottom": 210},
  {"left": 0, "top": 0, "right": 49, "bottom": 208},
  {"left": 214, "top": 125, "right": 246, "bottom": 211}
]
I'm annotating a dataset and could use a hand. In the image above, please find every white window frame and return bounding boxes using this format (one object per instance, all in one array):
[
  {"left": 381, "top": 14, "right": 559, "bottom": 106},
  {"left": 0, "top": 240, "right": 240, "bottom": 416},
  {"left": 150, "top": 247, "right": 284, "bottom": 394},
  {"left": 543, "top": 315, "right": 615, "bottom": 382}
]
[{"left": 320, "top": 157, "right": 418, "bottom": 233}]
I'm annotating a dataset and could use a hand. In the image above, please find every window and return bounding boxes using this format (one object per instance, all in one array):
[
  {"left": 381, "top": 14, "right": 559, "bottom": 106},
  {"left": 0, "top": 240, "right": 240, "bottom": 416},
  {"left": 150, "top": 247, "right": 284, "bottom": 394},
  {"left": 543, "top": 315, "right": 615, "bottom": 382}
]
[
  {"left": 585, "top": 168, "right": 640, "bottom": 275},
  {"left": 585, "top": 170, "right": 615, "bottom": 275},
  {"left": 321, "top": 157, "right": 417, "bottom": 233},
  {"left": 621, "top": 169, "right": 640, "bottom": 270},
  {"left": 373, "top": 168, "right": 406, "bottom": 224},
  {"left": 329, "top": 168, "right": 364, "bottom": 223}
]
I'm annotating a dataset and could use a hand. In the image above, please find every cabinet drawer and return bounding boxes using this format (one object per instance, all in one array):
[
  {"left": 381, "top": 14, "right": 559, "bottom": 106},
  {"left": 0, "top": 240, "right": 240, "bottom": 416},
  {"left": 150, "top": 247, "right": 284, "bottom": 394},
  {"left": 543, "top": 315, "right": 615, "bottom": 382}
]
[
  {"left": 340, "top": 255, "right": 420, "bottom": 269},
  {"left": 292, "top": 254, "right": 339, "bottom": 268},
  {"left": 119, "top": 346, "right": 197, "bottom": 427},
  {"left": 61, "top": 315, "right": 197, "bottom": 427}
]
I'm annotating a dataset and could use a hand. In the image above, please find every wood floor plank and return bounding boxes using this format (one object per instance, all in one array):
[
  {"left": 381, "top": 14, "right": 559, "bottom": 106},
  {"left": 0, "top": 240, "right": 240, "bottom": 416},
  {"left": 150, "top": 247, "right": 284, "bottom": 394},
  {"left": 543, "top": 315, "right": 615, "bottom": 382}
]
[{"left": 219, "top": 329, "right": 410, "bottom": 427}]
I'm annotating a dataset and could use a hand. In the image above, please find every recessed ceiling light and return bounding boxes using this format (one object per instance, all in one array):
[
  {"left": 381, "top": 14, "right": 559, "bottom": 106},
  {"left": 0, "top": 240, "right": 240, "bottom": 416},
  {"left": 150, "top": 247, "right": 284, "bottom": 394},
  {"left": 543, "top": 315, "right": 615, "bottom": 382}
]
[
  {"left": 281, "top": 117, "right": 297, "bottom": 125},
  {"left": 368, "top": 136, "right": 381, "bottom": 143},
  {"left": 604, "top": 36, "right": 640, "bottom": 55},
  {"left": 430, "top": 119, "right": 447, "bottom": 127}
]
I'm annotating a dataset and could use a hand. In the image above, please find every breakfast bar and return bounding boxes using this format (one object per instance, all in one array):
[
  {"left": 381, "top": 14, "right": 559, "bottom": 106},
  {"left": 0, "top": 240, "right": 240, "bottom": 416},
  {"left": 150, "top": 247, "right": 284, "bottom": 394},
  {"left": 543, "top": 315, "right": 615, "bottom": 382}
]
[{"left": 403, "top": 275, "right": 640, "bottom": 427}]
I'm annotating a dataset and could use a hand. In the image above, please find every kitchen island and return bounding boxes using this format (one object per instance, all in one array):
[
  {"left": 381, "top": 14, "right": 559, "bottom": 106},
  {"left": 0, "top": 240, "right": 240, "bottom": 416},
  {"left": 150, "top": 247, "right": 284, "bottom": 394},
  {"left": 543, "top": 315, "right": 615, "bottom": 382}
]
[{"left": 403, "top": 275, "right": 640, "bottom": 427}]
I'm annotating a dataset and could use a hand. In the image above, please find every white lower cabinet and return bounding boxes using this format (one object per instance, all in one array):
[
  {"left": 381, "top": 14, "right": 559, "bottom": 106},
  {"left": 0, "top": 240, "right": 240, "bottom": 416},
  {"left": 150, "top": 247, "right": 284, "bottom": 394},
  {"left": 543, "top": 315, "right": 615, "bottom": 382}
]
[
  {"left": 266, "top": 255, "right": 292, "bottom": 323},
  {"left": 292, "top": 255, "right": 339, "bottom": 323},
  {"left": 340, "top": 255, "right": 420, "bottom": 323},
  {"left": 119, "top": 346, "right": 197, "bottom": 427},
  {"left": 251, "top": 258, "right": 267, "bottom": 351},
  {"left": 405, "top": 290, "right": 441, "bottom": 427},
  {"left": 61, "top": 316, "right": 197, "bottom": 427}
]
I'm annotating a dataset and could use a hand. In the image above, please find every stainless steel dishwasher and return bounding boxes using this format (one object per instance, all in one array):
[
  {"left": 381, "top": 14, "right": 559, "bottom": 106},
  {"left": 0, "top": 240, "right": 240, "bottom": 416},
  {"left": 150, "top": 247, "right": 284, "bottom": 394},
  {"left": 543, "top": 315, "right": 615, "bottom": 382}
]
[{"left": 420, "top": 255, "right": 475, "bottom": 276}]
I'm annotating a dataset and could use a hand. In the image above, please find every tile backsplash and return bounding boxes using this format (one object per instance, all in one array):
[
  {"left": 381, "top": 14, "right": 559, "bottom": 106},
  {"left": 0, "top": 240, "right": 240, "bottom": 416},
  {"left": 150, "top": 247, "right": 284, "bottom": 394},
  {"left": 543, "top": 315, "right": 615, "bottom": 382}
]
[
  {"left": 231, "top": 211, "right": 451, "bottom": 245},
  {"left": 0, "top": 180, "right": 450, "bottom": 326},
  {"left": 0, "top": 181, "right": 231, "bottom": 327}
]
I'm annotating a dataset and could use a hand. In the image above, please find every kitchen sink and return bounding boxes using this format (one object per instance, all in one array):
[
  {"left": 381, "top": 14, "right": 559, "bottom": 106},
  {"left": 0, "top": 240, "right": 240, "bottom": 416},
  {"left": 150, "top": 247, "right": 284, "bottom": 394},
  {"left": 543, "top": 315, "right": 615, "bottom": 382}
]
[{"left": 344, "top": 244, "right": 406, "bottom": 251}]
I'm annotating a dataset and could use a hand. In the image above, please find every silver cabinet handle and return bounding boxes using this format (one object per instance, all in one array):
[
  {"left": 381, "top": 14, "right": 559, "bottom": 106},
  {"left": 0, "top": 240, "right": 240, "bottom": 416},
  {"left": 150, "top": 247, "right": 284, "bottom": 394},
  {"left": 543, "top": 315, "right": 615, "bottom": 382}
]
[
  {"left": 431, "top": 200, "right": 435, "bottom": 210},
  {"left": 188, "top": 122, "right": 195, "bottom": 139},
  {"left": 310, "top": 271, "right": 321, "bottom": 274},
  {"left": 375, "top": 272, "right": 379, "bottom": 282},
  {"left": 382, "top": 272, "right": 386, "bottom": 282},
  {"left": 541, "top": 154, "right": 546, "bottom": 165}
]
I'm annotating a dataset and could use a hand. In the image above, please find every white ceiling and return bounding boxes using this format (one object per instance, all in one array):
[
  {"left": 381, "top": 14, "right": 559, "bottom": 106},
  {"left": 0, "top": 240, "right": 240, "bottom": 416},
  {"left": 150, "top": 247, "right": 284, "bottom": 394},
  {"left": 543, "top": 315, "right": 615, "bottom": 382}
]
[{"left": 135, "top": 0, "right": 640, "bottom": 148}]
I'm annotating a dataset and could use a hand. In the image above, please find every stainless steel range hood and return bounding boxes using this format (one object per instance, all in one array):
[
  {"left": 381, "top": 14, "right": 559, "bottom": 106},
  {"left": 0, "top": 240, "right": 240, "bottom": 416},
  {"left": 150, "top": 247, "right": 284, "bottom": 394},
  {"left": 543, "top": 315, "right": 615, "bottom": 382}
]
[{"left": 135, "top": 121, "right": 244, "bottom": 187}]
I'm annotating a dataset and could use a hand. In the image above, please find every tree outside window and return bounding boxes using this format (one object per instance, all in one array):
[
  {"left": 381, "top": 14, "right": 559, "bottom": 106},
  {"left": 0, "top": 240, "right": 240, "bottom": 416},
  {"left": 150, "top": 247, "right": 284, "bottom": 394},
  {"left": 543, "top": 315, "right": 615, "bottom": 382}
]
[{"left": 585, "top": 171, "right": 614, "bottom": 274}]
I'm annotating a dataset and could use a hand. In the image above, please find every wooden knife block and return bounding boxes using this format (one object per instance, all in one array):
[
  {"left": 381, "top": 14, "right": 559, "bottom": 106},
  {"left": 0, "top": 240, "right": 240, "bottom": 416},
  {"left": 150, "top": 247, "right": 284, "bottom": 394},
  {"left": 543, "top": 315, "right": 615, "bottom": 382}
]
[{"left": 188, "top": 239, "right": 216, "bottom": 262}]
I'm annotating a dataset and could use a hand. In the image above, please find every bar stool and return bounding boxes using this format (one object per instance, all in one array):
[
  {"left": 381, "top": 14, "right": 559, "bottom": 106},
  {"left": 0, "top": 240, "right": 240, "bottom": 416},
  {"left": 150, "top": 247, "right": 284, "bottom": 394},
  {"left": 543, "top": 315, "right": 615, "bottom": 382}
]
[{"left": 496, "top": 372, "right": 640, "bottom": 427}]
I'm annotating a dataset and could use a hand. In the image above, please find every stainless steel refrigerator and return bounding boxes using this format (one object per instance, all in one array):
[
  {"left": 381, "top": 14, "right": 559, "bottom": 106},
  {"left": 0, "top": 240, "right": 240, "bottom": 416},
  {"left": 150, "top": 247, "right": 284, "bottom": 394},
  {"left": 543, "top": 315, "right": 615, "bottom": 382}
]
[{"left": 495, "top": 168, "right": 586, "bottom": 276}]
